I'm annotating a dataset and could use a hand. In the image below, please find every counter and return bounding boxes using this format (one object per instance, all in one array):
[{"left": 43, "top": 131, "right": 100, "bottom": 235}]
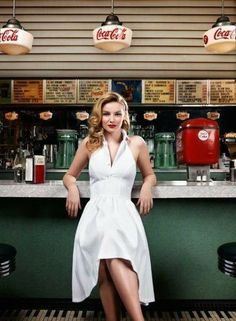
[
  {"left": 0, "top": 179, "right": 235, "bottom": 302},
  {"left": 0, "top": 179, "right": 236, "bottom": 198}
]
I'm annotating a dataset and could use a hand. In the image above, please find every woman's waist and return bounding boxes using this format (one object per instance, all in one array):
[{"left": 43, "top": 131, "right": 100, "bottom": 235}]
[
  {"left": 90, "top": 178, "right": 133, "bottom": 198},
  {"left": 90, "top": 193, "right": 131, "bottom": 200}
]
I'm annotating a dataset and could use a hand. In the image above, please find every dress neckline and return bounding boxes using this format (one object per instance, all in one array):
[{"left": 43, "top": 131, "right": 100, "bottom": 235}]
[
  {"left": 103, "top": 129, "right": 128, "bottom": 145},
  {"left": 103, "top": 129, "right": 128, "bottom": 167}
]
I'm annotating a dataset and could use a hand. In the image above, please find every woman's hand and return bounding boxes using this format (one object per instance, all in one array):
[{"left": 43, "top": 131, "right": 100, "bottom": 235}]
[
  {"left": 136, "top": 183, "right": 153, "bottom": 215},
  {"left": 66, "top": 184, "right": 81, "bottom": 218}
]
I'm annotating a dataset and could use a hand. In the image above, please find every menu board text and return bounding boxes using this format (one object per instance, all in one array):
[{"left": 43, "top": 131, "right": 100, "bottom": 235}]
[
  {"left": 177, "top": 80, "right": 208, "bottom": 104},
  {"left": 210, "top": 80, "right": 236, "bottom": 104},
  {"left": 78, "top": 80, "right": 111, "bottom": 104},
  {"left": 142, "top": 80, "right": 175, "bottom": 104},
  {"left": 44, "top": 80, "right": 77, "bottom": 104},
  {"left": 13, "top": 80, "right": 43, "bottom": 103}
]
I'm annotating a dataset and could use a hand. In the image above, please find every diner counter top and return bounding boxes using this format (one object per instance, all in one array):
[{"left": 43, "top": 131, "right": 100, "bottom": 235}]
[{"left": 0, "top": 180, "right": 236, "bottom": 198}]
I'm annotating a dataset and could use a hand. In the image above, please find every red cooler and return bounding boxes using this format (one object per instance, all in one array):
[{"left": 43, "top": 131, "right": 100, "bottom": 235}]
[{"left": 176, "top": 118, "right": 220, "bottom": 165}]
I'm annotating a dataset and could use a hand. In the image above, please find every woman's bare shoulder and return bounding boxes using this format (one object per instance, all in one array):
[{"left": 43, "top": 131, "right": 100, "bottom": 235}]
[
  {"left": 77, "top": 136, "right": 90, "bottom": 155},
  {"left": 81, "top": 135, "right": 89, "bottom": 144},
  {"left": 77, "top": 136, "right": 88, "bottom": 148},
  {"left": 128, "top": 135, "right": 146, "bottom": 147}
]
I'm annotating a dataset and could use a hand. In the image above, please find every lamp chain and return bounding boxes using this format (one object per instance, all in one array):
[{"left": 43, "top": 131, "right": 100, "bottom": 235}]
[
  {"left": 12, "top": 0, "right": 16, "bottom": 18},
  {"left": 221, "top": 0, "right": 224, "bottom": 16},
  {"left": 111, "top": 0, "right": 114, "bottom": 14}
]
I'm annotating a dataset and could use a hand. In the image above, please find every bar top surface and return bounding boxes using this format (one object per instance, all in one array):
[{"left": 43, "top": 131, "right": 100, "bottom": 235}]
[{"left": 0, "top": 180, "right": 236, "bottom": 198}]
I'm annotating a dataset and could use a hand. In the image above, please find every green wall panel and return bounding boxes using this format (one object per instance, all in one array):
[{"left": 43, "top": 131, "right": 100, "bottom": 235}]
[{"left": 0, "top": 198, "right": 235, "bottom": 300}]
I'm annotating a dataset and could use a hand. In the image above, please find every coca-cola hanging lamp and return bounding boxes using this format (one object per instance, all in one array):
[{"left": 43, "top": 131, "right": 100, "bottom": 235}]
[
  {"left": 93, "top": 0, "right": 132, "bottom": 52},
  {"left": 203, "top": 0, "right": 236, "bottom": 53},
  {"left": 0, "top": 0, "right": 33, "bottom": 55}
]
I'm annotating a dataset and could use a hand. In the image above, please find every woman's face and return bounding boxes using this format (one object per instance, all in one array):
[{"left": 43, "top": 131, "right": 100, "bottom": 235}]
[{"left": 101, "top": 101, "right": 125, "bottom": 134}]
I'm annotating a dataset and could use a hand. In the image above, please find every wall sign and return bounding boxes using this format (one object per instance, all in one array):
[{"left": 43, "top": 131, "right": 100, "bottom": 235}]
[
  {"left": 112, "top": 80, "right": 141, "bottom": 103},
  {"left": 207, "top": 111, "right": 220, "bottom": 120},
  {"left": 209, "top": 79, "right": 236, "bottom": 104},
  {"left": 176, "top": 111, "right": 190, "bottom": 121},
  {"left": 78, "top": 79, "right": 111, "bottom": 104},
  {"left": 1, "top": 78, "right": 235, "bottom": 106},
  {"left": 44, "top": 79, "right": 77, "bottom": 104},
  {"left": 12, "top": 80, "right": 43, "bottom": 103},
  {"left": 177, "top": 80, "right": 208, "bottom": 104},
  {"left": 142, "top": 80, "right": 175, "bottom": 104}
]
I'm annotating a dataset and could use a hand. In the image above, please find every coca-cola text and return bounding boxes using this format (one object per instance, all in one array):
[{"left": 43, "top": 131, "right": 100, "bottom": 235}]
[
  {"left": 214, "top": 27, "right": 236, "bottom": 40},
  {"left": 96, "top": 27, "right": 127, "bottom": 41},
  {"left": 0, "top": 29, "right": 19, "bottom": 42}
]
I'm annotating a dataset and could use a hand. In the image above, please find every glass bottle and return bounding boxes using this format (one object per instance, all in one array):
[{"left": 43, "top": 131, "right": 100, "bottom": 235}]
[
  {"left": 145, "top": 126, "right": 155, "bottom": 168},
  {"left": 13, "top": 146, "right": 26, "bottom": 183}
]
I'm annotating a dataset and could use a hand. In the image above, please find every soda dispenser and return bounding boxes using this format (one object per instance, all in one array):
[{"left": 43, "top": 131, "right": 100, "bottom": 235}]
[
  {"left": 55, "top": 129, "right": 77, "bottom": 169},
  {"left": 154, "top": 132, "right": 176, "bottom": 169},
  {"left": 176, "top": 118, "right": 220, "bottom": 181}
]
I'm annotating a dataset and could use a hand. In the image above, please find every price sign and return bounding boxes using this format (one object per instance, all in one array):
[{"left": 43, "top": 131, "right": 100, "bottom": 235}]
[
  {"left": 12, "top": 80, "right": 43, "bottom": 103},
  {"left": 177, "top": 80, "right": 208, "bottom": 104},
  {"left": 142, "top": 80, "right": 175, "bottom": 104},
  {"left": 210, "top": 80, "right": 236, "bottom": 104},
  {"left": 44, "top": 79, "right": 77, "bottom": 104},
  {"left": 78, "top": 79, "right": 111, "bottom": 104}
]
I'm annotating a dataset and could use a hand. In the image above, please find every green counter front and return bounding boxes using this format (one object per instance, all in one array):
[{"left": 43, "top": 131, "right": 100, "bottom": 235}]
[{"left": 0, "top": 189, "right": 235, "bottom": 300}]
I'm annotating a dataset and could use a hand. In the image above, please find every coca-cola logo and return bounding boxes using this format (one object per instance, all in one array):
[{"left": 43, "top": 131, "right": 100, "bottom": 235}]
[
  {"left": 214, "top": 27, "right": 236, "bottom": 40},
  {"left": 0, "top": 29, "right": 19, "bottom": 42},
  {"left": 203, "top": 34, "right": 208, "bottom": 44},
  {"left": 96, "top": 27, "right": 127, "bottom": 41}
]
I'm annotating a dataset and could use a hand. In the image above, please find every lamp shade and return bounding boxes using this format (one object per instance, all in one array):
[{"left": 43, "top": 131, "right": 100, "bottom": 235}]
[
  {"left": 93, "top": 24, "right": 132, "bottom": 52},
  {"left": 0, "top": 18, "right": 33, "bottom": 55},
  {"left": 203, "top": 16, "right": 236, "bottom": 53}
]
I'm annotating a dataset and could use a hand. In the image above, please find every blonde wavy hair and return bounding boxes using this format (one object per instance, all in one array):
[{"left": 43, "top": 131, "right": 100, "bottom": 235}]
[{"left": 86, "top": 91, "right": 130, "bottom": 152}]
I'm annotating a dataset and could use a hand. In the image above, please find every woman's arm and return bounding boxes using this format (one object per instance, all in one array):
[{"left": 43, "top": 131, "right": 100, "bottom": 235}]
[
  {"left": 63, "top": 137, "right": 89, "bottom": 218},
  {"left": 135, "top": 137, "right": 157, "bottom": 215}
]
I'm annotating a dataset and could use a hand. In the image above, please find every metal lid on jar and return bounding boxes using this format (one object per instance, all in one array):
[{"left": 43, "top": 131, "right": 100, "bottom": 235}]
[{"left": 178, "top": 118, "right": 219, "bottom": 130}]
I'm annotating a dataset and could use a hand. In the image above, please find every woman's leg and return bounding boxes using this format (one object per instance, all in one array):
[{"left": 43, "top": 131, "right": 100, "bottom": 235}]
[
  {"left": 105, "top": 259, "right": 145, "bottom": 321},
  {"left": 98, "top": 259, "right": 121, "bottom": 321}
]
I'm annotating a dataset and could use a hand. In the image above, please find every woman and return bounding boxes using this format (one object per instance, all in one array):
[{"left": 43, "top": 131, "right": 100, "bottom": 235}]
[{"left": 63, "top": 92, "right": 156, "bottom": 321}]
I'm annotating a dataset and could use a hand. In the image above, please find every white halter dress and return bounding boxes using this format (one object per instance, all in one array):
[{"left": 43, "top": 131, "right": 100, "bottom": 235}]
[{"left": 72, "top": 130, "right": 155, "bottom": 305}]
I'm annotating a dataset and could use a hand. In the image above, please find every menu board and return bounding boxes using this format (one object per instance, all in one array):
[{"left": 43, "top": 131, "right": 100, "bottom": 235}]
[
  {"left": 44, "top": 79, "right": 77, "bottom": 103},
  {"left": 78, "top": 79, "right": 111, "bottom": 104},
  {"left": 0, "top": 80, "right": 11, "bottom": 104},
  {"left": 177, "top": 80, "right": 208, "bottom": 104},
  {"left": 12, "top": 80, "right": 43, "bottom": 103},
  {"left": 142, "top": 80, "right": 175, "bottom": 104},
  {"left": 209, "top": 80, "right": 236, "bottom": 104}
]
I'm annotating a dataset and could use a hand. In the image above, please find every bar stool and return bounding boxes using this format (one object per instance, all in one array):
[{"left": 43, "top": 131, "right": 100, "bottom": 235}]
[
  {"left": 217, "top": 242, "right": 236, "bottom": 277},
  {"left": 0, "top": 243, "right": 17, "bottom": 278}
]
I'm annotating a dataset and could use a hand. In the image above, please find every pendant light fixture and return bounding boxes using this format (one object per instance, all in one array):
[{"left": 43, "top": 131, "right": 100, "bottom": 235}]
[
  {"left": 203, "top": 0, "right": 236, "bottom": 53},
  {"left": 0, "top": 0, "right": 33, "bottom": 55},
  {"left": 93, "top": 0, "right": 132, "bottom": 52}
]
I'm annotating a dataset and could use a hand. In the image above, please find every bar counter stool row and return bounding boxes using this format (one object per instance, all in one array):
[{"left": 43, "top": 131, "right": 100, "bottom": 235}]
[
  {"left": 2, "top": 242, "right": 236, "bottom": 278},
  {"left": 0, "top": 243, "right": 17, "bottom": 277},
  {"left": 217, "top": 242, "right": 236, "bottom": 277}
]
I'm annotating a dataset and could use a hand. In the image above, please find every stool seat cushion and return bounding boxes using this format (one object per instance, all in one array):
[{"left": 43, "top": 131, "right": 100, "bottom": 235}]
[
  {"left": 217, "top": 242, "right": 236, "bottom": 261},
  {"left": 0, "top": 243, "right": 17, "bottom": 262}
]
